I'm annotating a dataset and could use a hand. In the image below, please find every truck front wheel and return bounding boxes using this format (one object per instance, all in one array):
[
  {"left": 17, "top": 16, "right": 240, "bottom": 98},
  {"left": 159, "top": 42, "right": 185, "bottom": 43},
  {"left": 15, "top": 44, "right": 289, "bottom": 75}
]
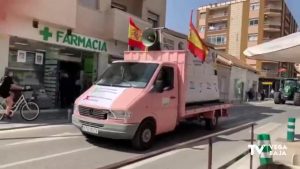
[
  {"left": 132, "top": 120, "right": 156, "bottom": 150},
  {"left": 294, "top": 92, "right": 300, "bottom": 106},
  {"left": 274, "top": 92, "right": 282, "bottom": 104},
  {"left": 205, "top": 116, "right": 218, "bottom": 130}
]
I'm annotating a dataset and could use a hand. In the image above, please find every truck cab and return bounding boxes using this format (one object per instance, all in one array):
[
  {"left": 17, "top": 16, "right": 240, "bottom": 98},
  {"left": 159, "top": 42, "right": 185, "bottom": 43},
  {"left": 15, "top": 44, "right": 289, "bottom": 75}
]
[
  {"left": 274, "top": 78, "right": 300, "bottom": 105},
  {"left": 73, "top": 50, "right": 227, "bottom": 150},
  {"left": 72, "top": 58, "right": 179, "bottom": 149}
]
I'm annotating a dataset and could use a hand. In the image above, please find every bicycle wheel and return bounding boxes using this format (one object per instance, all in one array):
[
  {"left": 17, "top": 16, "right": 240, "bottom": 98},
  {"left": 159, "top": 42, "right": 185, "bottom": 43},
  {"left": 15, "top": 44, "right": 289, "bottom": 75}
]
[
  {"left": 0, "top": 105, "right": 5, "bottom": 120},
  {"left": 20, "top": 102, "right": 40, "bottom": 121}
]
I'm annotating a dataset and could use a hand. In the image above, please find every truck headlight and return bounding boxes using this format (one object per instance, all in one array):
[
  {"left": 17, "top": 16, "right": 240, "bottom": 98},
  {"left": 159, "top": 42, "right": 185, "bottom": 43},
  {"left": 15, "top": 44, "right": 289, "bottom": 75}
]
[{"left": 108, "top": 111, "right": 131, "bottom": 120}]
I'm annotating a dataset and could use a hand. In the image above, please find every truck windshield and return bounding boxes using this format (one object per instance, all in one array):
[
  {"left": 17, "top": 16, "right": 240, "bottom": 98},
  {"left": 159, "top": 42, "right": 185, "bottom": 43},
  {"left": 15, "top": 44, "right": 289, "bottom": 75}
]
[
  {"left": 284, "top": 80, "right": 297, "bottom": 88},
  {"left": 97, "top": 62, "right": 158, "bottom": 88}
]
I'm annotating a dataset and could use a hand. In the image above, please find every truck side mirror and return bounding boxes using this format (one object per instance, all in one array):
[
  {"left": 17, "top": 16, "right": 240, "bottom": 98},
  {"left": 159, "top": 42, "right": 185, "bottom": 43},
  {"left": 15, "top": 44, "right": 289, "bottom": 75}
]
[{"left": 152, "top": 80, "right": 164, "bottom": 93}]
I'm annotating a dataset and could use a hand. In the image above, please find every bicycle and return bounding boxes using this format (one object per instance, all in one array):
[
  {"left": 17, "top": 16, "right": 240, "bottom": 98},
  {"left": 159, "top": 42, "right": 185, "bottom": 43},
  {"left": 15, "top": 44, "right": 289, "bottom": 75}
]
[{"left": 0, "top": 88, "right": 40, "bottom": 121}]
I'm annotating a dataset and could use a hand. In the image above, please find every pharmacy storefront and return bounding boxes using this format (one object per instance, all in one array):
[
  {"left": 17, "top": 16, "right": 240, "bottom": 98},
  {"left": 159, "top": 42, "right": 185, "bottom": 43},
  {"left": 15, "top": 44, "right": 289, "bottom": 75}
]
[{"left": 1, "top": 24, "right": 121, "bottom": 109}]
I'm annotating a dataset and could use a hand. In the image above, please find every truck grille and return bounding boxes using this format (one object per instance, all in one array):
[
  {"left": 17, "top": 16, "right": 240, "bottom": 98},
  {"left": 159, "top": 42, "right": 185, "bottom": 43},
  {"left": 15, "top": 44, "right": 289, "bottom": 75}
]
[
  {"left": 79, "top": 120, "right": 104, "bottom": 128},
  {"left": 79, "top": 106, "right": 108, "bottom": 120}
]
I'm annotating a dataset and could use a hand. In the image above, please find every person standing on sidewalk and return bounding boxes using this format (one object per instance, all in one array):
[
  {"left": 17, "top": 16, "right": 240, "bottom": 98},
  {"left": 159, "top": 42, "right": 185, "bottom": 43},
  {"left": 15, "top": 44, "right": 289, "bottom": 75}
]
[{"left": 270, "top": 88, "right": 275, "bottom": 98}]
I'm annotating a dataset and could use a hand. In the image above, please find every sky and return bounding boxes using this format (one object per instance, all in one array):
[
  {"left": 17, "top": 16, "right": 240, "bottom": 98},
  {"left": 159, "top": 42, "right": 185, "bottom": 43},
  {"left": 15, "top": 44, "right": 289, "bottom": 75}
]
[{"left": 166, "top": 0, "right": 300, "bottom": 35}]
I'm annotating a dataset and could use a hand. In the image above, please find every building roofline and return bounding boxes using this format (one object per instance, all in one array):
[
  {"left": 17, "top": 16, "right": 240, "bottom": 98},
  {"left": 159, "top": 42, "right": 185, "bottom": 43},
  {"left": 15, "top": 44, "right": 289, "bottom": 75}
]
[
  {"left": 214, "top": 50, "right": 258, "bottom": 73},
  {"left": 154, "top": 27, "right": 215, "bottom": 48},
  {"left": 198, "top": 0, "right": 246, "bottom": 10},
  {"left": 157, "top": 27, "right": 187, "bottom": 39}
]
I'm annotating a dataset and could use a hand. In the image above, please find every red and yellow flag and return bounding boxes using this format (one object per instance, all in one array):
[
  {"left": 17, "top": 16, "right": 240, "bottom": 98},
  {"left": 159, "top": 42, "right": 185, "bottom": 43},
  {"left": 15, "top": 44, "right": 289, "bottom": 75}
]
[
  {"left": 128, "top": 18, "right": 145, "bottom": 50},
  {"left": 188, "top": 11, "right": 207, "bottom": 62}
]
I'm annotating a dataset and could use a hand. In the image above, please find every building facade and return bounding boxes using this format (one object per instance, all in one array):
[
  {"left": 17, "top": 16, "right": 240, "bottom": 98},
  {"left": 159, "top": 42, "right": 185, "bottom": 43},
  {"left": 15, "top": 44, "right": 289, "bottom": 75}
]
[
  {"left": 0, "top": 0, "right": 166, "bottom": 108},
  {"left": 215, "top": 50, "right": 259, "bottom": 103},
  {"left": 197, "top": 0, "right": 298, "bottom": 97}
]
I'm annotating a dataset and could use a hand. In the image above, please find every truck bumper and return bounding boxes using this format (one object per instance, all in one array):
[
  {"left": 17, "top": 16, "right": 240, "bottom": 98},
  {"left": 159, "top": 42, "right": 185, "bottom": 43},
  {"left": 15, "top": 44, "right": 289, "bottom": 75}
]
[
  {"left": 72, "top": 114, "right": 139, "bottom": 140},
  {"left": 282, "top": 95, "right": 290, "bottom": 100}
]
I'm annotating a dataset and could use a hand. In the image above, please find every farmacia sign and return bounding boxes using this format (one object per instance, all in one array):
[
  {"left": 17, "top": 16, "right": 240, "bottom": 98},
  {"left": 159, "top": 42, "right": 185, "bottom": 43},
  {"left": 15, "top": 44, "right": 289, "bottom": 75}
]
[{"left": 39, "top": 26, "right": 107, "bottom": 52}]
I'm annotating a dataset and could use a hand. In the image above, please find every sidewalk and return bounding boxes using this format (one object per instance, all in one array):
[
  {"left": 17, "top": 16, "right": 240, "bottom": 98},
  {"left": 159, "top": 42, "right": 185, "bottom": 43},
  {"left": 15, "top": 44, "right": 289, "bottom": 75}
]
[
  {"left": 0, "top": 109, "right": 70, "bottom": 130},
  {"left": 229, "top": 118, "right": 300, "bottom": 169},
  {"left": 232, "top": 99, "right": 274, "bottom": 107}
]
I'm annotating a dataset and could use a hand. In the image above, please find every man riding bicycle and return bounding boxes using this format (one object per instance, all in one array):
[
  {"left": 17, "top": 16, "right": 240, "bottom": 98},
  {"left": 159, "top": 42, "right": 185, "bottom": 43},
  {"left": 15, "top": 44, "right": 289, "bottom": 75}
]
[{"left": 0, "top": 70, "right": 26, "bottom": 119}]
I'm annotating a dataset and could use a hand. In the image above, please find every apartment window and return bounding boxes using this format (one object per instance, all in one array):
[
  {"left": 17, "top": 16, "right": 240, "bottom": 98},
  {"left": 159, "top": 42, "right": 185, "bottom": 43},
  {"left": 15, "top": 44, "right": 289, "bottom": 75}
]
[
  {"left": 250, "top": 2, "right": 260, "bottom": 11},
  {"left": 199, "top": 26, "right": 206, "bottom": 33},
  {"left": 248, "top": 34, "right": 258, "bottom": 41},
  {"left": 79, "top": 0, "right": 98, "bottom": 10},
  {"left": 147, "top": 11, "right": 159, "bottom": 27},
  {"left": 111, "top": 2, "right": 127, "bottom": 11},
  {"left": 178, "top": 42, "right": 185, "bottom": 50},
  {"left": 207, "top": 35, "right": 227, "bottom": 45},
  {"left": 249, "top": 19, "right": 259, "bottom": 26}
]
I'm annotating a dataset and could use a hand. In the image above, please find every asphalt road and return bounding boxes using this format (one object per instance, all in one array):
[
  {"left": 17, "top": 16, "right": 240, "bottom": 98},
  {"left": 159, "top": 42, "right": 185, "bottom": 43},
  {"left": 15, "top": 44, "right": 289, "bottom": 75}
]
[{"left": 0, "top": 100, "right": 299, "bottom": 169}]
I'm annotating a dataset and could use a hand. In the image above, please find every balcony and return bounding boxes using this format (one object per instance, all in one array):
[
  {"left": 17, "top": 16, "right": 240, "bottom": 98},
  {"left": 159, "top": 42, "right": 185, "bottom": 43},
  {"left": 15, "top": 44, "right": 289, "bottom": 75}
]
[
  {"left": 260, "top": 70, "right": 279, "bottom": 78},
  {"left": 285, "top": 25, "right": 292, "bottom": 31},
  {"left": 207, "top": 26, "right": 227, "bottom": 34},
  {"left": 207, "top": 13, "right": 228, "bottom": 23},
  {"left": 75, "top": 7, "right": 151, "bottom": 43},
  {"left": 108, "top": 8, "right": 152, "bottom": 43},
  {"left": 264, "top": 5, "right": 282, "bottom": 16},
  {"left": 264, "top": 21, "right": 281, "bottom": 26},
  {"left": 263, "top": 36, "right": 280, "bottom": 42},
  {"left": 264, "top": 22, "right": 281, "bottom": 32},
  {"left": 214, "top": 44, "right": 227, "bottom": 50},
  {"left": 284, "top": 29, "right": 290, "bottom": 35},
  {"left": 6, "top": 0, "right": 77, "bottom": 28},
  {"left": 285, "top": 20, "right": 290, "bottom": 27},
  {"left": 265, "top": 5, "right": 282, "bottom": 10},
  {"left": 285, "top": 14, "right": 291, "bottom": 22}
]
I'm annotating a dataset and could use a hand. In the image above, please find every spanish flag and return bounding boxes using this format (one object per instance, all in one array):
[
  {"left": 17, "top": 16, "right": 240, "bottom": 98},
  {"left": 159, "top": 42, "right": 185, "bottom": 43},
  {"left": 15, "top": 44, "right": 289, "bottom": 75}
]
[
  {"left": 188, "top": 11, "right": 207, "bottom": 62},
  {"left": 128, "top": 18, "right": 145, "bottom": 50}
]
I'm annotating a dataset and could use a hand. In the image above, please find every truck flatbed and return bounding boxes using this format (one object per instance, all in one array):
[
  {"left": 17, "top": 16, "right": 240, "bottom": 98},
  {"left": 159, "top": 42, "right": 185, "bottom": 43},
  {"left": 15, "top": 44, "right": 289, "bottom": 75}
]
[{"left": 185, "top": 102, "right": 231, "bottom": 119}]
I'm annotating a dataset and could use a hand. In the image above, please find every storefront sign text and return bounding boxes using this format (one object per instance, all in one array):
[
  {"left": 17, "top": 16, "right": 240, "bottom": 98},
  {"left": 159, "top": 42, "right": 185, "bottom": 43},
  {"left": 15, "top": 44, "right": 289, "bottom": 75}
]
[{"left": 39, "top": 26, "right": 107, "bottom": 52}]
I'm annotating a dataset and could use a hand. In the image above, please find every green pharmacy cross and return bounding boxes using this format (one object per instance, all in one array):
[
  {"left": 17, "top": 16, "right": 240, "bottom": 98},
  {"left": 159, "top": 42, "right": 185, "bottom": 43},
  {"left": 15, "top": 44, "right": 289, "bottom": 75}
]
[{"left": 40, "top": 27, "right": 53, "bottom": 41}]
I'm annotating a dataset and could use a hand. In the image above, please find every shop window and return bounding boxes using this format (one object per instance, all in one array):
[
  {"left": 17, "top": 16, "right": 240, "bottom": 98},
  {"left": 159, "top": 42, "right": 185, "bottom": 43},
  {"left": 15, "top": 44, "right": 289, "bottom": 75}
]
[
  {"left": 147, "top": 11, "right": 159, "bottom": 28},
  {"left": 8, "top": 50, "right": 44, "bottom": 86},
  {"left": 79, "top": 0, "right": 99, "bottom": 10}
]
